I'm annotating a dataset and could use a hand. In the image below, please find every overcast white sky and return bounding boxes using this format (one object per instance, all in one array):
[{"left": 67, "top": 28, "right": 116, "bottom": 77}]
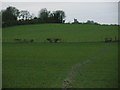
[
  {"left": 1, "top": 0, "right": 119, "bottom": 2},
  {"left": 1, "top": 0, "right": 119, "bottom": 24}
]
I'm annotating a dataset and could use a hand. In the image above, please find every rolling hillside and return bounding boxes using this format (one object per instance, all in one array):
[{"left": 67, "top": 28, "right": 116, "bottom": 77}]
[{"left": 2, "top": 24, "right": 118, "bottom": 42}]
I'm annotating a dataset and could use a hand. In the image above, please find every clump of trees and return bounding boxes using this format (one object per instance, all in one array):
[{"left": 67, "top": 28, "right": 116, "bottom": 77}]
[
  {"left": 1, "top": 6, "right": 66, "bottom": 27},
  {"left": 72, "top": 19, "right": 99, "bottom": 25},
  {"left": 38, "top": 8, "right": 65, "bottom": 23},
  {"left": 85, "top": 20, "right": 99, "bottom": 25}
]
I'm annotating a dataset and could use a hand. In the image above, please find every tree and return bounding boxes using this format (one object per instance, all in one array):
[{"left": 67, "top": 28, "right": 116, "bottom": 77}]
[
  {"left": 38, "top": 8, "right": 50, "bottom": 22},
  {"left": 85, "top": 20, "right": 99, "bottom": 25},
  {"left": 86, "top": 20, "right": 94, "bottom": 24},
  {"left": 53, "top": 10, "right": 66, "bottom": 23},
  {"left": 2, "top": 6, "right": 19, "bottom": 22},
  {"left": 38, "top": 9, "right": 66, "bottom": 23}
]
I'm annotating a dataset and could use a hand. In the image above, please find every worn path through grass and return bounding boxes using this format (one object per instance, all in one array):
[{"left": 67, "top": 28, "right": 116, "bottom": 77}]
[{"left": 63, "top": 43, "right": 118, "bottom": 88}]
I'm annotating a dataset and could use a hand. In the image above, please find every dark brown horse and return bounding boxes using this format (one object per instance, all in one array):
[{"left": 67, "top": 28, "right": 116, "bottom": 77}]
[{"left": 46, "top": 38, "right": 61, "bottom": 43}]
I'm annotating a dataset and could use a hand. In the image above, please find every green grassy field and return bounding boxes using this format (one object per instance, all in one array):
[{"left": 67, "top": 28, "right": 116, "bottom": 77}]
[
  {"left": 2, "top": 24, "right": 118, "bottom": 88},
  {"left": 2, "top": 24, "right": 118, "bottom": 42}
]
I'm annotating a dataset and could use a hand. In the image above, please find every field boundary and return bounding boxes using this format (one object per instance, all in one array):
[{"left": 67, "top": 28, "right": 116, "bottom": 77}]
[{"left": 2, "top": 41, "right": 119, "bottom": 44}]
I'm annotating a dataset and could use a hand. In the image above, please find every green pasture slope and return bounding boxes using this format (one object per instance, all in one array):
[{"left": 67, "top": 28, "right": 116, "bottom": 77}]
[
  {"left": 2, "top": 24, "right": 118, "bottom": 42},
  {"left": 2, "top": 24, "right": 118, "bottom": 88}
]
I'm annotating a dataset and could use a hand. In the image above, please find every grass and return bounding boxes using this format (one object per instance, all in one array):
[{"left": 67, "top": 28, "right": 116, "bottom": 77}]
[
  {"left": 2, "top": 24, "right": 118, "bottom": 42},
  {"left": 2, "top": 24, "right": 118, "bottom": 88}
]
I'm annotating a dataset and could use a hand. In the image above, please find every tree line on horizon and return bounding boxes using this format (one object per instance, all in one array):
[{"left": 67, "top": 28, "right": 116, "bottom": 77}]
[
  {"left": 0, "top": 6, "right": 66, "bottom": 27},
  {"left": 1, "top": 6, "right": 115, "bottom": 27}
]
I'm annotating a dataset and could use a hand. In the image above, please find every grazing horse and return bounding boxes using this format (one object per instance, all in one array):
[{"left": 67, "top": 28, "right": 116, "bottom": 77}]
[
  {"left": 54, "top": 38, "right": 61, "bottom": 43},
  {"left": 46, "top": 38, "right": 61, "bottom": 43},
  {"left": 30, "top": 39, "right": 34, "bottom": 43},
  {"left": 23, "top": 39, "right": 34, "bottom": 43},
  {"left": 14, "top": 38, "right": 34, "bottom": 43},
  {"left": 105, "top": 38, "right": 112, "bottom": 43},
  {"left": 46, "top": 38, "right": 53, "bottom": 43},
  {"left": 14, "top": 38, "right": 21, "bottom": 42}
]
